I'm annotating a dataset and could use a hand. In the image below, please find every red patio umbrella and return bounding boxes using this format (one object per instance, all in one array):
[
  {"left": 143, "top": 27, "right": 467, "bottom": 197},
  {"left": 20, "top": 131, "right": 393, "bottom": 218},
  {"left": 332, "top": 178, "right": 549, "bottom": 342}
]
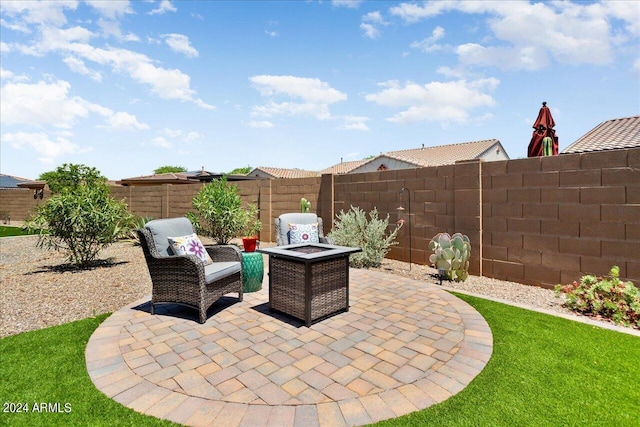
[{"left": 527, "top": 102, "right": 559, "bottom": 157}]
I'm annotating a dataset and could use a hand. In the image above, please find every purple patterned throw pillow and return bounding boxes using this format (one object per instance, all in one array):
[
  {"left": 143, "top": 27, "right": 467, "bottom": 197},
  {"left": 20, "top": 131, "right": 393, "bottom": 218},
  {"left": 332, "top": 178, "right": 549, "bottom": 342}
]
[
  {"left": 288, "top": 223, "right": 319, "bottom": 244},
  {"left": 168, "top": 233, "right": 213, "bottom": 265}
]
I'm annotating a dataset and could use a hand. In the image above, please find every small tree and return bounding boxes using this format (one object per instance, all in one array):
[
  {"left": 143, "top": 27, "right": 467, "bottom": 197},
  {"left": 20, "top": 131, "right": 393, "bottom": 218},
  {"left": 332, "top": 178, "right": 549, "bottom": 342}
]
[
  {"left": 26, "top": 164, "right": 133, "bottom": 268},
  {"left": 154, "top": 165, "right": 187, "bottom": 174},
  {"left": 187, "top": 177, "right": 256, "bottom": 244},
  {"left": 39, "top": 163, "right": 106, "bottom": 194},
  {"left": 328, "top": 206, "right": 402, "bottom": 268},
  {"left": 228, "top": 165, "right": 252, "bottom": 175}
]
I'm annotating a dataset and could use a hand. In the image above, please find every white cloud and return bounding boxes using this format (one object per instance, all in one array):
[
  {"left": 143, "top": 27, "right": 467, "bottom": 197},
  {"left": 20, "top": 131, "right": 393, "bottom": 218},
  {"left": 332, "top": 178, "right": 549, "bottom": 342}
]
[
  {"left": 340, "top": 116, "right": 370, "bottom": 131},
  {"left": 365, "top": 78, "right": 499, "bottom": 124},
  {"left": 1, "top": 79, "right": 148, "bottom": 131},
  {"left": 360, "top": 23, "right": 380, "bottom": 39},
  {"left": 3, "top": 131, "right": 81, "bottom": 165},
  {"left": 411, "top": 26, "right": 446, "bottom": 53},
  {"left": 150, "top": 136, "right": 171, "bottom": 148},
  {"left": 184, "top": 131, "right": 202, "bottom": 142},
  {"left": 0, "top": 17, "right": 30, "bottom": 33},
  {"left": 148, "top": 0, "right": 177, "bottom": 16},
  {"left": 28, "top": 27, "right": 213, "bottom": 108},
  {"left": 361, "top": 11, "right": 389, "bottom": 39},
  {"left": 97, "top": 18, "right": 139, "bottom": 42},
  {"left": 250, "top": 75, "right": 347, "bottom": 121},
  {"left": 333, "top": 0, "right": 364, "bottom": 9},
  {"left": 162, "top": 34, "right": 199, "bottom": 58},
  {"left": 0, "top": 68, "right": 30, "bottom": 82},
  {"left": 389, "top": 1, "right": 449, "bottom": 23},
  {"left": 251, "top": 102, "right": 332, "bottom": 120},
  {"left": 161, "top": 128, "right": 182, "bottom": 138},
  {"left": 0, "top": 41, "right": 11, "bottom": 52},
  {"left": 389, "top": 1, "right": 638, "bottom": 70},
  {"left": 250, "top": 75, "right": 346, "bottom": 104},
  {"left": 1, "top": 80, "right": 90, "bottom": 128},
  {"left": 84, "top": 0, "right": 134, "bottom": 19},
  {"left": 63, "top": 56, "right": 103, "bottom": 81},
  {"left": 0, "top": 1, "right": 77, "bottom": 27},
  {"left": 363, "top": 11, "right": 386, "bottom": 25},
  {"left": 247, "top": 120, "right": 274, "bottom": 128},
  {"left": 102, "top": 112, "right": 149, "bottom": 131}
]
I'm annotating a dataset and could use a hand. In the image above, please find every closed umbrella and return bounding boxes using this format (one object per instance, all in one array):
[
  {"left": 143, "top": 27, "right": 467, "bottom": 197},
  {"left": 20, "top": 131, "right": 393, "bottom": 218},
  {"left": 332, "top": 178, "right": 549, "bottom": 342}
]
[{"left": 527, "top": 102, "right": 559, "bottom": 157}]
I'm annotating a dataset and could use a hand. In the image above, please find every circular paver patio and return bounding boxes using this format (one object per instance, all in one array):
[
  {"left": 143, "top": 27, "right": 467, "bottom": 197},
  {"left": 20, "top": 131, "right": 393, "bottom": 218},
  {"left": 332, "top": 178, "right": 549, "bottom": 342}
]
[{"left": 86, "top": 268, "right": 492, "bottom": 427}]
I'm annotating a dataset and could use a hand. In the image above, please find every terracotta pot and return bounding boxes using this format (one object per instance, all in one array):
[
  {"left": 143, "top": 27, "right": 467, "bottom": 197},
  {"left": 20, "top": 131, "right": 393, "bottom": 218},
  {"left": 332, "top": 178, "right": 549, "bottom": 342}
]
[{"left": 242, "top": 236, "right": 258, "bottom": 252}]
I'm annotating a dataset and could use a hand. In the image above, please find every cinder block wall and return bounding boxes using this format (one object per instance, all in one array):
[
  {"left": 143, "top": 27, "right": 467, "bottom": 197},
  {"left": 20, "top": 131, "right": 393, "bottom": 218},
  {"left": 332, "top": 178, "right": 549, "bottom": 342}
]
[
  {"left": 482, "top": 148, "right": 640, "bottom": 288},
  {"left": 2, "top": 147, "right": 638, "bottom": 287},
  {"left": 0, "top": 189, "right": 51, "bottom": 224}
]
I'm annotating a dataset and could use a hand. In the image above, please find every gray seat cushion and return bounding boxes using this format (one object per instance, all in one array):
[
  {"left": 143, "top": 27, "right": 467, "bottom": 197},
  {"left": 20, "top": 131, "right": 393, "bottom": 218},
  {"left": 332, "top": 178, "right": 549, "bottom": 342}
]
[
  {"left": 145, "top": 217, "right": 194, "bottom": 257},
  {"left": 204, "top": 261, "right": 241, "bottom": 283}
]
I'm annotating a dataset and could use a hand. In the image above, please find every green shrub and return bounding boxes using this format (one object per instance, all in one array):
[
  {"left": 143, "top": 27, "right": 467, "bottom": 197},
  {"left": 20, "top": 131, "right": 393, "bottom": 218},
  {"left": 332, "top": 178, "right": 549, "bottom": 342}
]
[
  {"left": 327, "top": 206, "right": 401, "bottom": 268},
  {"left": 25, "top": 164, "right": 133, "bottom": 268},
  {"left": 555, "top": 266, "right": 640, "bottom": 328},
  {"left": 187, "top": 177, "right": 256, "bottom": 244}
]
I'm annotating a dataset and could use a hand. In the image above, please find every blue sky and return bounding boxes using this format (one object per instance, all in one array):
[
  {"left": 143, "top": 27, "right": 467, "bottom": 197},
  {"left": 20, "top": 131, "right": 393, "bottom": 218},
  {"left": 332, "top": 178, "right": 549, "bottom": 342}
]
[{"left": 1, "top": 0, "right": 639, "bottom": 180}]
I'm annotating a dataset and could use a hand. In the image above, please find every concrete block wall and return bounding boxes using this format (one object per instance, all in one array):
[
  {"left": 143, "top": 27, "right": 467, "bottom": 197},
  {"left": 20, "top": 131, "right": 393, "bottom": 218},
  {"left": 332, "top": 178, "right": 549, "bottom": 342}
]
[
  {"left": 2, "top": 147, "right": 637, "bottom": 287},
  {"left": 481, "top": 148, "right": 640, "bottom": 288},
  {"left": 0, "top": 189, "right": 50, "bottom": 224}
]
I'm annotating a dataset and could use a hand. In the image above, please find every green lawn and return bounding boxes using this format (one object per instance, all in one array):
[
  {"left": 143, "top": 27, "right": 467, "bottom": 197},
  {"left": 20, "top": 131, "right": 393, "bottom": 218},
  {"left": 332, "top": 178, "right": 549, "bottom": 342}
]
[
  {"left": 0, "top": 225, "right": 37, "bottom": 237},
  {"left": 1, "top": 296, "right": 638, "bottom": 426}
]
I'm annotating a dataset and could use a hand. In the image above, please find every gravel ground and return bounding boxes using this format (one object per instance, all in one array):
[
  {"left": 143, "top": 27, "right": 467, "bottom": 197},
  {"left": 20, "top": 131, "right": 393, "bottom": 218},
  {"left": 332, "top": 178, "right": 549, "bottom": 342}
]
[{"left": 0, "top": 235, "right": 628, "bottom": 338}]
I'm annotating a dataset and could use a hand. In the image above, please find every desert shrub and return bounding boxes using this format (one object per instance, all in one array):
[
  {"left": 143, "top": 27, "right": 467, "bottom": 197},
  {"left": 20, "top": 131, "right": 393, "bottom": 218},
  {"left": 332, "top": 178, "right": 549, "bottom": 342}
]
[
  {"left": 25, "top": 164, "right": 133, "bottom": 268},
  {"left": 555, "top": 266, "right": 640, "bottom": 328},
  {"left": 187, "top": 177, "right": 256, "bottom": 244},
  {"left": 327, "top": 206, "right": 401, "bottom": 268}
]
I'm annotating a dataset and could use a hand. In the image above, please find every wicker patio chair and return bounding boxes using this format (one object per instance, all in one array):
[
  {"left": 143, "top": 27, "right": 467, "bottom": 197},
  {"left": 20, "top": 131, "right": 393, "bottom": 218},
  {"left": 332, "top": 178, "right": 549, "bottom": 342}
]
[
  {"left": 137, "top": 217, "right": 243, "bottom": 323},
  {"left": 274, "top": 213, "right": 329, "bottom": 246}
]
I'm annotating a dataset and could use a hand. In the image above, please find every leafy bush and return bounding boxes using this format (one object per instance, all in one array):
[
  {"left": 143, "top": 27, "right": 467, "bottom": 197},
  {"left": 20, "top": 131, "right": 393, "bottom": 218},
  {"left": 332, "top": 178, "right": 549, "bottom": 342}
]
[
  {"left": 555, "top": 266, "right": 640, "bottom": 328},
  {"left": 327, "top": 206, "right": 401, "bottom": 268},
  {"left": 187, "top": 177, "right": 257, "bottom": 244},
  {"left": 38, "top": 163, "right": 105, "bottom": 194},
  {"left": 25, "top": 164, "right": 133, "bottom": 268}
]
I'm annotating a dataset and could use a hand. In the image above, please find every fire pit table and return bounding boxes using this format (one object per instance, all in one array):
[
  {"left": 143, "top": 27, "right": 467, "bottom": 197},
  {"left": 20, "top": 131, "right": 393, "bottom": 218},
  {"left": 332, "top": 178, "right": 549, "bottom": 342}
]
[{"left": 257, "top": 243, "right": 361, "bottom": 326}]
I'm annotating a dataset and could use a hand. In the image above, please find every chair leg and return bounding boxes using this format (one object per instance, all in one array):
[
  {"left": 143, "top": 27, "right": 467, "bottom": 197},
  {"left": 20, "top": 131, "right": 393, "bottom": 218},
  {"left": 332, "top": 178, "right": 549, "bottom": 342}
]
[
  {"left": 199, "top": 309, "right": 206, "bottom": 324},
  {"left": 151, "top": 302, "right": 155, "bottom": 315}
]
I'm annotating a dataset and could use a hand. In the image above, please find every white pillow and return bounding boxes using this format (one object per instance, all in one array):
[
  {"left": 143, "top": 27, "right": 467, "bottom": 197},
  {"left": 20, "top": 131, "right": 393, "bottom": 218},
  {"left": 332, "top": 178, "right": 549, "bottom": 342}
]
[
  {"left": 288, "top": 223, "right": 319, "bottom": 244},
  {"left": 168, "top": 233, "right": 213, "bottom": 265}
]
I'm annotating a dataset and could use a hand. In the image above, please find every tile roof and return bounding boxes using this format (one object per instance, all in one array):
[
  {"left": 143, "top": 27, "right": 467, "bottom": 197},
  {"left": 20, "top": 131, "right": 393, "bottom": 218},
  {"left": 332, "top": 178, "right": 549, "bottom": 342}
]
[
  {"left": 562, "top": 115, "right": 640, "bottom": 154},
  {"left": 117, "top": 172, "right": 194, "bottom": 185},
  {"left": 319, "top": 159, "right": 368, "bottom": 175},
  {"left": 250, "top": 167, "right": 320, "bottom": 179},
  {"left": 381, "top": 139, "right": 505, "bottom": 167}
]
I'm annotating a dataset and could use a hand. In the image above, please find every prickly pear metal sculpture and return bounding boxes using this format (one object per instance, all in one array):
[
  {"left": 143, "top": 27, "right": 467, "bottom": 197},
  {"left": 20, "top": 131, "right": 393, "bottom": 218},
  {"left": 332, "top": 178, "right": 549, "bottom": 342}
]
[{"left": 428, "top": 232, "right": 471, "bottom": 282}]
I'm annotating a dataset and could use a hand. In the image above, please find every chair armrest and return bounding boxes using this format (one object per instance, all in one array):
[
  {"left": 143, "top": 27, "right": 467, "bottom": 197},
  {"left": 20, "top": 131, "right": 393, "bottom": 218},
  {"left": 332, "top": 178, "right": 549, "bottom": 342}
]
[{"left": 205, "top": 244, "right": 243, "bottom": 263}]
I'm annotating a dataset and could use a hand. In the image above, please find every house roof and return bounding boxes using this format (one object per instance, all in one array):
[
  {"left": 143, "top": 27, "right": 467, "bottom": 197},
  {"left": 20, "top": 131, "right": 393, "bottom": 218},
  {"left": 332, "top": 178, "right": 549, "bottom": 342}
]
[
  {"left": 562, "top": 115, "right": 640, "bottom": 154},
  {"left": 360, "top": 139, "right": 507, "bottom": 170},
  {"left": 319, "top": 159, "right": 368, "bottom": 175},
  {"left": 117, "top": 172, "right": 194, "bottom": 186},
  {"left": 249, "top": 167, "right": 320, "bottom": 179},
  {"left": 0, "top": 174, "right": 31, "bottom": 189}
]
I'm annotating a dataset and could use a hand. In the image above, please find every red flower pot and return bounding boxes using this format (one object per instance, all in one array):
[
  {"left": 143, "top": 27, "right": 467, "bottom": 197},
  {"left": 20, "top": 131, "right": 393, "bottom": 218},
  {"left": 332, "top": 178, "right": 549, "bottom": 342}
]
[{"left": 242, "top": 236, "right": 258, "bottom": 252}]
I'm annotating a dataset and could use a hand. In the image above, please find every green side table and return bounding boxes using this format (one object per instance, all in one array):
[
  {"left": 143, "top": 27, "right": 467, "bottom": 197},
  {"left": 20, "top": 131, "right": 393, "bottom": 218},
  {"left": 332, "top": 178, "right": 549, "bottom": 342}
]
[{"left": 241, "top": 252, "right": 264, "bottom": 293}]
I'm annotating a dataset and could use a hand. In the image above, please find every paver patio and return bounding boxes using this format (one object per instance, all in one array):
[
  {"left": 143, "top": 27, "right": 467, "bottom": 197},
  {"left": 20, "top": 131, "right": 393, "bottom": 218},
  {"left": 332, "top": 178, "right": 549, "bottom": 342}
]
[{"left": 86, "top": 268, "right": 492, "bottom": 427}]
